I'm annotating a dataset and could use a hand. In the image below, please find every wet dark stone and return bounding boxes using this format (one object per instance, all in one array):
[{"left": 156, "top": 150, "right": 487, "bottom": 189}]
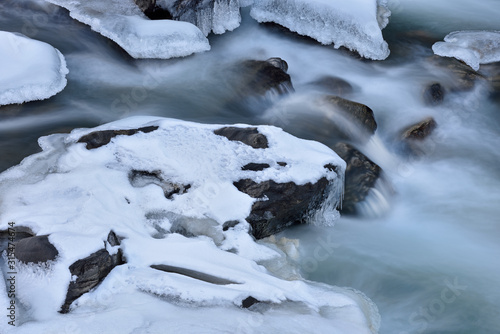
[
  {"left": 241, "top": 296, "right": 260, "bottom": 308},
  {"left": 222, "top": 220, "right": 239, "bottom": 231},
  {"left": 14, "top": 235, "right": 59, "bottom": 264},
  {"left": 401, "top": 117, "right": 437, "bottom": 141},
  {"left": 0, "top": 226, "right": 35, "bottom": 253},
  {"left": 60, "top": 231, "right": 125, "bottom": 313},
  {"left": 129, "top": 170, "right": 190, "bottom": 199},
  {"left": 241, "top": 163, "right": 270, "bottom": 171},
  {"left": 333, "top": 143, "right": 381, "bottom": 215},
  {"left": 428, "top": 55, "right": 484, "bottom": 91},
  {"left": 424, "top": 83, "right": 445, "bottom": 105},
  {"left": 150, "top": 264, "right": 239, "bottom": 285},
  {"left": 321, "top": 95, "right": 377, "bottom": 136},
  {"left": 277, "top": 162, "right": 287, "bottom": 167},
  {"left": 236, "top": 58, "right": 294, "bottom": 96},
  {"left": 234, "top": 177, "right": 330, "bottom": 239},
  {"left": 77, "top": 126, "right": 159, "bottom": 150},
  {"left": 309, "top": 76, "right": 354, "bottom": 96},
  {"left": 214, "top": 127, "right": 269, "bottom": 149},
  {"left": 134, "top": 0, "right": 172, "bottom": 20}
]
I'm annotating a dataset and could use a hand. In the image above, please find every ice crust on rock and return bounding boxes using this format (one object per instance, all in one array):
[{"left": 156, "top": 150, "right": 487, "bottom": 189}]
[
  {"left": 45, "top": 0, "right": 210, "bottom": 59},
  {"left": 432, "top": 31, "right": 500, "bottom": 71},
  {"left": 0, "top": 117, "right": 381, "bottom": 334},
  {"left": 0, "top": 31, "right": 68, "bottom": 106},
  {"left": 249, "top": 0, "right": 391, "bottom": 60},
  {"left": 157, "top": 0, "right": 242, "bottom": 36}
]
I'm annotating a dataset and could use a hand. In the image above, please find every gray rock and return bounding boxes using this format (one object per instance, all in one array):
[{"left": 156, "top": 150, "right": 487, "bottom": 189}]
[
  {"left": 308, "top": 76, "right": 354, "bottom": 96},
  {"left": 400, "top": 117, "right": 437, "bottom": 141},
  {"left": 214, "top": 127, "right": 269, "bottom": 149},
  {"left": 60, "top": 231, "right": 125, "bottom": 313},
  {"left": 129, "top": 170, "right": 191, "bottom": 199},
  {"left": 428, "top": 55, "right": 484, "bottom": 92},
  {"left": 234, "top": 177, "right": 330, "bottom": 239},
  {"left": 423, "top": 83, "right": 445, "bottom": 105},
  {"left": 333, "top": 143, "right": 381, "bottom": 215},
  {"left": 150, "top": 264, "right": 239, "bottom": 285},
  {"left": 134, "top": 0, "right": 172, "bottom": 20},
  {"left": 14, "top": 235, "right": 59, "bottom": 264},
  {"left": 78, "top": 126, "right": 159, "bottom": 150},
  {"left": 0, "top": 226, "right": 35, "bottom": 253},
  {"left": 241, "top": 163, "right": 270, "bottom": 171},
  {"left": 234, "top": 58, "right": 294, "bottom": 96}
]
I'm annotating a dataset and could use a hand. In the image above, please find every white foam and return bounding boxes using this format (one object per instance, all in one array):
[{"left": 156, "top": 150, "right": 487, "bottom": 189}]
[
  {"left": 249, "top": 0, "right": 390, "bottom": 60},
  {"left": 45, "top": 0, "right": 210, "bottom": 59},
  {"left": 432, "top": 31, "right": 500, "bottom": 71},
  {"left": 0, "top": 31, "right": 68, "bottom": 106},
  {"left": 0, "top": 117, "right": 380, "bottom": 333}
]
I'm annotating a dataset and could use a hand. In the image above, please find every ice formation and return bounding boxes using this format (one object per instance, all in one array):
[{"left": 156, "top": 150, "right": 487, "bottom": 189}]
[
  {"left": 45, "top": 0, "right": 210, "bottom": 59},
  {"left": 432, "top": 31, "right": 500, "bottom": 71},
  {"left": 0, "top": 117, "right": 381, "bottom": 333},
  {"left": 249, "top": 0, "right": 391, "bottom": 60},
  {"left": 157, "top": 0, "right": 242, "bottom": 36},
  {"left": 0, "top": 31, "right": 68, "bottom": 106}
]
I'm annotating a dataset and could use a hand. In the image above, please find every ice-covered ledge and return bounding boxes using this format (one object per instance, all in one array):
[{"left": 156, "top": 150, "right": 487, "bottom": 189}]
[
  {"left": 45, "top": 0, "right": 210, "bottom": 59},
  {"left": 0, "top": 117, "right": 380, "bottom": 333},
  {"left": 0, "top": 31, "right": 68, "bottom": 106},
  {"left": 249, "top": 0, "right": 391, "bottom": 60}
]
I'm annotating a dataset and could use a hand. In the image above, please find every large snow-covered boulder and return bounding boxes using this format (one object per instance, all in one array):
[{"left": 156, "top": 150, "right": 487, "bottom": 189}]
[
  {"left": 432, "top": 31, "right": 500, "bottom": 71},
  {"left": 45, "top": 0, "right": 210, "bottom": 59},
  {"left": 249, "top": 0, "right": 391, "bottom": 60},
  {"left": 0, "top": 117, "right": 382, "bottom": 334},
  {"left": 0, "top": 31, "right": 68, "bottom": 106}
]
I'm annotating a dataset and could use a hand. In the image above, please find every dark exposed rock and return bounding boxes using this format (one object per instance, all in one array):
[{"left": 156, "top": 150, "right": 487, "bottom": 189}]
[
  {"left": 214, "top": 127, "right": 269, "bottom": 149},
  {"left": 241, "top": 296, "right": 260, "bottom": 308},
  {"left": 77, "top": 126, "right": 159, "bottom": 150},
  {"left": 423, "top": 83, "right": 445, "bottom": 105},
  {"left": 0, "top": 226, "right": 35, "bottom": 253},
  {"left": 241, "top": 163, "right": 270, "bottom": 171},
  {"left": 333, "top": 143, "right": 381, "bottom": 215},
  {"left": 150, "top": 264, "right": 239, "bottom": 285},
  {"left": 129, "top": 170, "right": 191, "bottom": 199},
  {"left": 60, "top": 231, "right": 125, "bottom": 313},
  {"left": 222, "top": 220, "right": 239, "bottom": 231},
  {"left": 400, "top": 117, "right": 437, "bottom": 141},
  {"left": 235, "top": 58, "right": 294, "bottom": 96},
  {"left": 14, "top": 235, "right": 59, "bottom": 264},
  {"left": 277, "top": 162, "right": 287, "bottom": 167},
  {"left": 134, "top": 0, "right": 172, "bottom": 20},
  {"left": 308, "top": 76, "right": 354, "bottom": 96},
  {"left": 234, "top": 177, "right": 330, "bottom": 239}
]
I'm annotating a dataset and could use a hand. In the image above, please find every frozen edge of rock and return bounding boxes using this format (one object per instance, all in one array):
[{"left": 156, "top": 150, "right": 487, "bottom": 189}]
[
  {"left": 45, "top": 0, "right": 210, "bottom": 59},
  {"left": 249, "top": 0, "right": 390, "bottom": 60},
  {"left": 0, "top": 31, "right": 68, "bottom": 106},
  {"left": 432, "top": 30, "right": 500, "bottom": 71}
]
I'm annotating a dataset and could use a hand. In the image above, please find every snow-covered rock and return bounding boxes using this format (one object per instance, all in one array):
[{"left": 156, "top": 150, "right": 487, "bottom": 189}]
[
  {"left": 0, "top": 31, "right": 68, "bottom": 106},
  {"left": 157, "top": 0, "right": 241, "bottom": 36},
  {"left": 0, "top": 117, "right": 382, "bottom": 333},
  {"left": 45, "top": 0, "right": 210, "bottom": 59},
  {"left": 249, "top": 0, "right": 391, "bottom": 60},
  {"left": 432, "top": 31, "right": 500, "bottom": 71}
]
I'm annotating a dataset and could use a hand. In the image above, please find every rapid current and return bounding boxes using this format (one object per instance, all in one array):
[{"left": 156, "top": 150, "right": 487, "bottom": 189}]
[{"left": 1, "top": 0, "right": 500, "bottom": 333}]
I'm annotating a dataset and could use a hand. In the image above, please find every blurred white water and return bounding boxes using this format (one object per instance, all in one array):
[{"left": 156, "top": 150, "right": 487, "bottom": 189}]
[{"left": 1, "top": 0, "right": 500, "bottom": 333}]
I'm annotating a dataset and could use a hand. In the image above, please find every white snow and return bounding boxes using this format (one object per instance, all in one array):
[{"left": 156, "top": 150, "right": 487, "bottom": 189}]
[
  {"left": 432, "top": 31, "right": 500, "bottom": 71},
  {"left": 0, "top": 117, "right": 382, "bottom": 333},
  {"left": 45, "top": 0, "right": 210, "bottom": 59},
  {"left": 0, "top": 31, "right": 68, "bottom": 106},
  {"left": 249, "top": 0, "right": 391, "bottom": 60}
]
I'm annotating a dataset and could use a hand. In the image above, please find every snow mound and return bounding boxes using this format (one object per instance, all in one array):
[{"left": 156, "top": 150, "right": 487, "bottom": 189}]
[
  {"left": 249, "top": 0, "right": 391, "bottom": 60},
  {"left": 45, "top": 0, "right": 210, "bottom": 59},
  {"left": 0, "top": 31, "right": 68, "bottom": 106},
  {"left": 0, "top": 117, "right": 381, "bottom": 333},
  {"left": 432, "top": 31, "right": 500, "bottom": 71}
]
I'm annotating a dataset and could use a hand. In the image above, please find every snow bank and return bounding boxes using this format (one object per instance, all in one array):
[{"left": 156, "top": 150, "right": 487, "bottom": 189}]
[
  {"left": 45, "top": 0, "right": 210, "bottom": 59},
  {"left": 0, "top": 117, "right": 380, "bottom": 333},
  {"left": 249, "top": 0, "right": 391, "bottom": 60},
  {"left": 0, "top": 31, "right": 68, "bottom": 105},
  {"left": 432, "top": 31, "right": 500, "bottom": 71}
]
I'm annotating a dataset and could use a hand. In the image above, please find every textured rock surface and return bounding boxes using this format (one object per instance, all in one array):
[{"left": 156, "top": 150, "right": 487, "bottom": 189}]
[
  {"left": 234, "top": 177, "right": 330, "bottom": 239},
  {"left": 77, "top": 126, "right": 159, "bottom": 149},
  {"left": 14, "top": 235, "right": 59, "bottom": 263},
  {"left": 400, "top": 117, "right": 437, "bottom": 141},
  {"left": 333, "top": 143, "right": 381, "bottom": 215},
  {"left": 234, "top": 58, "right": 294, "bottom": 96},
  {"left": 214, "top": 126, "right": 269, "bottom": 148}
]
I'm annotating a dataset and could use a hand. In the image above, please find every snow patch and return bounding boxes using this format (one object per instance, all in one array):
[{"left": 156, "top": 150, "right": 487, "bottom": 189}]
[
  {"left": 432, "top": 30, "right": 500, "bottom": 71},
  {"left": 45, "top": 0, "right": 210, "bottom": 59},
  {"left": 249, "top": 0, "right": 390, "bottom": 60},
  {"left": 0, "top": 31, "right": 68, "bottom": 106}
]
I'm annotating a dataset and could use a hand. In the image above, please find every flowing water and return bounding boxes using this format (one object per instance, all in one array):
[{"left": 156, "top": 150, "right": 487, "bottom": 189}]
[{"left": 1, "top": 0, "right": 500, "bottom": 333}]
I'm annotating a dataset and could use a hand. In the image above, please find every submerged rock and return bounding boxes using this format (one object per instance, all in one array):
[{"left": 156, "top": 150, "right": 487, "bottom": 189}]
[
  {"left": 333, "top": 143, "right": 382, "bottom": 215},
  {"left": 307, "top": 76, "right": 354, "bottom": 96},
  {"left": 398, "top": 117, "right": 438, "bottom": 156},
  {"left": 423, "top": 83, "right": 445, "bottom": 105},
  {"left": 61, "top": 231, "right": 125, "bottom": 313},
  {"left": 427, "top": 55, "right": 484, "bottom": 91},
  {"left": 214, "top": 126, "right": 269, "bottom": 148}
]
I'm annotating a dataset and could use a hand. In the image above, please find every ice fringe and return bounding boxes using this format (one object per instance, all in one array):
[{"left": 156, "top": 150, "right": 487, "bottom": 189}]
[
  {"left": 0, "top": 31, "right": 68, "bottom": 106},
  {"left": 432, "top": 30, "right": 500, "bottom": 71},
  {"left": 249, "top": 0, "right": 391, "bottom": 60}
]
